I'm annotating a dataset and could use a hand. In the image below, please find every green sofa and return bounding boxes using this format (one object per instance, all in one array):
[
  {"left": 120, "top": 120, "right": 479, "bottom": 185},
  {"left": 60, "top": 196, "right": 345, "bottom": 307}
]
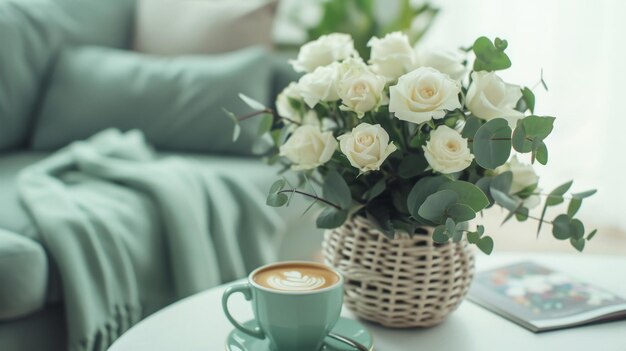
[{"left": 0, "top": 0, "right": 320, "bottom": 350}]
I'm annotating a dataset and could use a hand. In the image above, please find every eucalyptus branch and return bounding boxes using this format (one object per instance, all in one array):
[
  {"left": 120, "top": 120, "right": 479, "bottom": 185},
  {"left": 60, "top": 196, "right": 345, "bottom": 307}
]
[
  {"left": 237, "top": 108, "right": 301, "bottom": 125},
  {"left": 531, "top": 192, "right": 573, "bottom": 200},
  {"left": 495, "top": 204, "right": 553, "bottom": 224},
  {"left": 467, "top": 137, "right": 533, "bottom": 142},
  {"left": 277, "top": 189, "right": 342, "bottom": 210}
]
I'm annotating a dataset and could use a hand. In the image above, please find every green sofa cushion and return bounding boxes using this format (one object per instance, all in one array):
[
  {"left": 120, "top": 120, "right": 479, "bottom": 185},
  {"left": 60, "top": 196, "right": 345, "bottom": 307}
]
[
  {"left": 0, "top": 0, "right": 134, "bottom": 151},
  {"left": 0, "top": 229, "right": 48, "bottom": 320},
  {"left": 31, "top": 46, "right": 271, "bottom": 155}
]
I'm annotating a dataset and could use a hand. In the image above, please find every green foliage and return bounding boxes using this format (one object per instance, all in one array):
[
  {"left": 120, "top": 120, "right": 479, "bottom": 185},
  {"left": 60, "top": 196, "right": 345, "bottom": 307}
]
[
  {"left": 322, "top": 171, "right": 352, "bottom": 209},
  {"left": 266, "top": 180, "right": 288, "bottom": 207},
  {"left": 239, "top": 93, "right": 266, "bottom": 111},
  {"left": 567, "top": 189, "right": 596, "bottom": 217},
  {"left": 447, "top": 203, "right": 476, "bottom": 222},
  {"left": 432, "top": 225, "right": 449, "bottom": 243},
  {"left": 366, "top": 199, "right": 394, "bottom": 237},
  {"left": 473, "top": 118, "right": 512, "bottom": 169},
  {"left": 407, "top": 176, "right": 450, "bottom": 224},
  {"left": 222, "top": 108, "right": 241, "bottom": 141},
  {"left": 418, "top": 190, "right": 459, "bottom": 223},
  {"left": 537, "top": 180, "right": 573, "bottom": 235},
  {"left": 237, "top": 31, "right": 599, "bottom": 256},
  {"left": 398, "top": 154, "right": 428, "bottom": 179},
  {"left": 512, "top": 115, "right": 555, "bottom": 163},
  {"left": 363, "top": 178, "right": 387, "bottom": 201},
  {"left": 301, "top": 0, "right": 438, "bottom": 59},
  {"left": 462, "top": 116, "right": 482, "bottom": 140},
  {"left": 316, "top": 207, "right": 349, "bottom": 229},
  {"left": 465, "top": 224, "right": 493, "bottom": 254},
  {"left": 472, "top": 36, "right": 512, "bottom": 72},
  {"left": 257, "top": 114, "right": 274, "bottom": 136},
  {"left": 476, "top": 236, "right": 494, "bottom": 254},
  {"left": 516, "top": 87, "right": 536, "bottom": 114},
  {"left": 439, "top": 181, "right": 490, "bottom": 212}
]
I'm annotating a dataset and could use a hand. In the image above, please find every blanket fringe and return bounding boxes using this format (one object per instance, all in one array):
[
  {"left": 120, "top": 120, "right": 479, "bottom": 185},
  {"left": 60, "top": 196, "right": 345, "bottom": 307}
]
[{"left": 71, "top": 304, "right": 142, "bottom": 351}]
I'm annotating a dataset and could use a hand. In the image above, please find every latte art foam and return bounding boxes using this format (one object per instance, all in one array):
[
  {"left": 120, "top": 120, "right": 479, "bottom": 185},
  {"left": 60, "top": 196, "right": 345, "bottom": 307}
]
[
  {"left": 253, "top": 263, "right": 340, "bottom": 292},
  {"left": 266, "top": 271, "right": 326, "bottom": 291}
]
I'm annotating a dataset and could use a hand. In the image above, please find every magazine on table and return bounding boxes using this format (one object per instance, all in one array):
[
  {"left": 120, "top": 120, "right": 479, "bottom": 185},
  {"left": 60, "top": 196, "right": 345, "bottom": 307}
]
[{"left": 468, "top": 261, "right": 626, "bottom": 332}]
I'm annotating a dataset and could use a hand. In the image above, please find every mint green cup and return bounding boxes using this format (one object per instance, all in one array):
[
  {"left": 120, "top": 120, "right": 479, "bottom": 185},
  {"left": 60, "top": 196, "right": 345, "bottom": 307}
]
[{"left": 222, "top": 261, "right": 344, "bottom": 351}]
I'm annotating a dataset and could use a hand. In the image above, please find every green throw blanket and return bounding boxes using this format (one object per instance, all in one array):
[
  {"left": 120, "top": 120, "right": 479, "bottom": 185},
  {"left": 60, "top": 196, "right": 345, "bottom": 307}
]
[{"left": 18, "top": 129, "right": 282, "bottom": 351}]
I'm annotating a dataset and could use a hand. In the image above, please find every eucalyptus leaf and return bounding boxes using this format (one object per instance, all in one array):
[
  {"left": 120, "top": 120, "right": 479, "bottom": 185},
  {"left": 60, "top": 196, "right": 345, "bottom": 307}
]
[
  {"left": 257, "top": 114, "right": 274, "bottom": 136},
  {"left": 587, "top": 229, "right": 598, "bottom": 241},
  {"left": 535, "top": 141, "right": 548, "bottom": 165},
  {"left": 467, "top": 231, "right": 480, "bottom": 244},
  {"left": 473, "top": 118, "right": 512, "bottom": 169},
  {"left": 439, "top": 181, "right": 490, "bottom": 212},
  {"left": 567, "top": 197, "right": 582, "bottom": 217},
  {"left": 552, "top": 214, "right": 572, "bottom": 240},
  {"left": 472, "top": 36, "right": 512, "bottom": 72},
  {"left": 546, "top": 180, "right": 574, "bottom": 206},
  {"left": 407, "top": 176, "right": 450, "bottom": 222},
  {"left": 316, "top": 207, "right": 348, "bottom": 229},
  {"left": 269, "top": 179, "right": 286, "bottom": 194},
  {"left": 222, "top": 108, "right": 242, "bottom": 141},
  {"left": 432, "top": 225, "right": 449, "bottom": 243},
  {"left": 475, "top": 177, "right": 494, "bottom": 205},
  {"left": 570, "top": 237, "right": 585, "bottom": 252},
  {"left": 521, "top": 87, "right": 535, "bottom": 113},
  {"left": 462, "top": 116, "right": 482, "bottom": 139},
  {"left": 538, "top": 181, "right": 573, "bottom": 236},
  {"left": 447, "top": 203, "right": 476, "bottom": 222},
  {"left": 573, "top": 189, "right": 597, "bottom": 199},
  {"left": 515, "top": 207, "right": 529, "bottom": 222},
  {"left": 491, "top": 188, "right": 521, "bottom": 212},
  {"left": 323, "top": 171, "right": 352, "bottom": 209},
  {"left": 476, "top": 236, "right": 494, "bottom": 254},
  {"left": 445, "top": 218, "right": 456, "bottom": 235},
  {"left": 239, "top": 93, "right": 266, "bottom": 111},
  {"left": 418, "top": 189, "right": 459, "bottom": 224},
  {"left": 521, "top": 115, "right": 555, "bottom": 140},
  {"left": 266, "top": 193, "right": 288, "bottom": 207}
]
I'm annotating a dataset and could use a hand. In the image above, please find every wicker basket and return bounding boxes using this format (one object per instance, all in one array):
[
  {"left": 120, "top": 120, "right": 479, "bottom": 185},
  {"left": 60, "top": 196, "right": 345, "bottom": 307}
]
[{"left": 322, "top": 216, "right": 475, "bottom": 328}]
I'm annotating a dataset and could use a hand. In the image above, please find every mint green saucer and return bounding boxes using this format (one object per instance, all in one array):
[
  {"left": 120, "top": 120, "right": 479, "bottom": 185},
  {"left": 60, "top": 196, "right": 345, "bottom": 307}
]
[{"left": 225, "top": 317, "right": 374, "bottom": 351}]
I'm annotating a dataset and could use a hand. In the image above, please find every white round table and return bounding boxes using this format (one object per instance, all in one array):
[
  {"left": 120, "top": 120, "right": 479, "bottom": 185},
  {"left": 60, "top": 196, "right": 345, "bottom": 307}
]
[{"left": 108, "top": 253, "right": 626, "bottom": 351}]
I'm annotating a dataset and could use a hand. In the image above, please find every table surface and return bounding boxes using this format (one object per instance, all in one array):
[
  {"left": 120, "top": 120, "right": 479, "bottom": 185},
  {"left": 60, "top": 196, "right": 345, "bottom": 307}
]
[{"left": 108, "top": 253, "right": 626, "bottom": 351}]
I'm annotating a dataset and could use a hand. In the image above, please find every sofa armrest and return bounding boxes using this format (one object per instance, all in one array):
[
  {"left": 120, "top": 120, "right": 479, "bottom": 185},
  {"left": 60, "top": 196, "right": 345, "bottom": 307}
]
[{"left": 0, "top": 229, "right": 48, "bottom": 320}]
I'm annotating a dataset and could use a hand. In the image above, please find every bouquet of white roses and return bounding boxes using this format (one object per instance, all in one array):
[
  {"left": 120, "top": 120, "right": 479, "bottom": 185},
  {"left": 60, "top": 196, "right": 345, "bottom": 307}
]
[{"left": 228, "top": 32, "right": 597, "bottom": 254}]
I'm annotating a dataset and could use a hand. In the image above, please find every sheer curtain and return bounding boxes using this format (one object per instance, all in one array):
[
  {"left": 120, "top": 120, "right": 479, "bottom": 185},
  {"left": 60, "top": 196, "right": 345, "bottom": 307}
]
[{"left": 421, "top": 0, "right": 626, "bottom": 229}]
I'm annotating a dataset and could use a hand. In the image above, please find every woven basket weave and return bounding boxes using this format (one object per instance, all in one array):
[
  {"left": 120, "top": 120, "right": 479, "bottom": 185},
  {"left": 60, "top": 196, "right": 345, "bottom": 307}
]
[{"left": 322, "top": 216, "right": 475, "bottom": 328}]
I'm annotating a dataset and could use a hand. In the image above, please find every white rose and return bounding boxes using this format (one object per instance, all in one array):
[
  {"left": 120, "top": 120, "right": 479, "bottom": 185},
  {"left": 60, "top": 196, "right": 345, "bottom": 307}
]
[
  {"left": 289, "top": 33, "right": 357, "bottom": 73},
  {"left": 389, "top": 67, "right": 461, "bottom": 124},
  {"left": 338, "top": 123, "right": 397, "bottom": 172},
  {"left": 276, "top": 83, "right": 320, "bottom": 126},
  {"left": 415, "top": 47, "right": 467, "bottom": 81},
  {"left": 337, "top": 61, "right": 387, "bottom": 118},
  {"left": 279, "top": 125, "right": 337, "bottom": 171},
  {"left": 495, "top": 155, "right": 539, "bottom": 194},
  {"left": 466, "top": 71, "right": 524, "bottom": 127},
  {"left": 276, "top": 82, "right": 301, "bottom": 121},
  {"left": 423, "top": 125, "right": 474, "bottom": 174},
  {"left": 297, "top": 62, "right": 341, "bottom": 108},
  {"left": 367, "top": 31, "right": 416, "bottom": 81}
]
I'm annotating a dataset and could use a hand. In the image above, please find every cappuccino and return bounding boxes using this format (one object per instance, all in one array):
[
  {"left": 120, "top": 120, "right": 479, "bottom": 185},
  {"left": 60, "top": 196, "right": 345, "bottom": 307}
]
[{"left": 253, "top": 263, "right": 340, "bottom": 292}]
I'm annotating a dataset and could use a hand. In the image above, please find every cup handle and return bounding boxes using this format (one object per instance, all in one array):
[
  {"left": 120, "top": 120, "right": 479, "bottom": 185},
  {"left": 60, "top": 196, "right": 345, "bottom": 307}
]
[{"left": 221, "top": 282, "right": 265, "bottom": 340}]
